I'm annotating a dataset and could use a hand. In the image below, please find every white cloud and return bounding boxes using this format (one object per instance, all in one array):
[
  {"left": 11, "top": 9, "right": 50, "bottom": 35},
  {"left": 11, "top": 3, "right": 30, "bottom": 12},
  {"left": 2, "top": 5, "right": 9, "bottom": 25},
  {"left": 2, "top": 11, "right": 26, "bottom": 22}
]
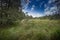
[
  {"left": 24, "top": 3, "right": 29, "bottom": 9},
  {"left": 28, "top": 12, "right": 44, "bottom": 17},
  {"left": 50, "top": 6, "right": 58, "bottom": 14},
  {"left": 21, "top": 0, "right": 31, "bottom": 9},
  {"left": 44, "top": 0, "right": 58, "bottom": 15},
  {"left": 48, "top": 0, "right": 52, "bottom": 4},
  {"left": 22, "top": 10, "right": 26, "bottom": 13},
  {"left": 45, "top": 7, "right": 50, "bottom": 12},
  {"left": 48, "top": 0, "right": 56, "bottom": 4},
  {"left": 22, "top": 10, "right": 44, "bottom": 17},
  {"left": 31, "top": 5, "right": 35, "bottom": 11},
  {"left": 44, "top": 11, "right": 52, "bottom": 15},
  {"left": 44, "top": 4, "right": 47, "bottom": 8},
  {"left": 44, "top": 6, "right": 58, "bottom": 15},
  {"left": 40, "top": 1, "right": 45, "bottom": 7}
]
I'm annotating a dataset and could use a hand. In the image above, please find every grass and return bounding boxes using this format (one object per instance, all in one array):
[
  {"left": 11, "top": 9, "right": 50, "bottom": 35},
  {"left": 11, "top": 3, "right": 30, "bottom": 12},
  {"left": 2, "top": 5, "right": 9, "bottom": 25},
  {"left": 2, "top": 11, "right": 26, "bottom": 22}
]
[{"left": 0, "top": 19, "right": 60, "bottom": 40}]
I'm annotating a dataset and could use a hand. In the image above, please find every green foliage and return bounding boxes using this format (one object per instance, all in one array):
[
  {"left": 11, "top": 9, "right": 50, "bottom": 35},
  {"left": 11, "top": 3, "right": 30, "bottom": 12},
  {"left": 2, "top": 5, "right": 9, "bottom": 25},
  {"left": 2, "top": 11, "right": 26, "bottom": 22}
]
[{"left": 0, "top": 0, "right": 25, "bottom": 25}]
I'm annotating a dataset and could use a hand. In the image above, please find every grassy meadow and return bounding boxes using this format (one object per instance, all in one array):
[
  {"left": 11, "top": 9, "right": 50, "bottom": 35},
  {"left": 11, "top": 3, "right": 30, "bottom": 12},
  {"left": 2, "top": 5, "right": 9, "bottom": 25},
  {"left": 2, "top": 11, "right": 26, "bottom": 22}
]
[{"left": 0, "top": 19, "right": 60, "bottom": 40}]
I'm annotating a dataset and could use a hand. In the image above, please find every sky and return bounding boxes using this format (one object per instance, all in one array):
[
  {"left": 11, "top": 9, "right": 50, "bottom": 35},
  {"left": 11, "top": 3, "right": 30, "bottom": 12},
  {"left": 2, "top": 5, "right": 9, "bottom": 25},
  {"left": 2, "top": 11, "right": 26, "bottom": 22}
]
[{"left": 21, "top": 0, "right": 58, "bottom": 17}]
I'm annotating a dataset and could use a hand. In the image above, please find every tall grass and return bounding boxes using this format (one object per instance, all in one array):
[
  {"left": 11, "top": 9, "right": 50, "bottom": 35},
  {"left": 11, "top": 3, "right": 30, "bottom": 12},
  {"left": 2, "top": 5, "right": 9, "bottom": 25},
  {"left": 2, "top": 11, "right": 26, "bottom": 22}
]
[{"left": 0, "top": 19, "right": 60, "bottom": 40}]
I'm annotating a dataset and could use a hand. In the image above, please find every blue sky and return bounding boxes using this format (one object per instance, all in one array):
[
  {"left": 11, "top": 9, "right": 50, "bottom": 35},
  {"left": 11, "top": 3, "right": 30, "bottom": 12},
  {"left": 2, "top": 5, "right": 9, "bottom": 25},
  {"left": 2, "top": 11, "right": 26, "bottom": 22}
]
[{"left": 21, "top": 0, "right": 57, "bottom": 17}]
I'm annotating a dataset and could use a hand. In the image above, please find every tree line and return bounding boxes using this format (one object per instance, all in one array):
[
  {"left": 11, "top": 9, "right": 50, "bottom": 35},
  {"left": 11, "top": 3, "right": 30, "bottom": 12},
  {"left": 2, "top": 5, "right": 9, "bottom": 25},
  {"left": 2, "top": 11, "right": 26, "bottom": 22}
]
[{"left": 0, "top": 0, "right": 25, "bottom": 25}]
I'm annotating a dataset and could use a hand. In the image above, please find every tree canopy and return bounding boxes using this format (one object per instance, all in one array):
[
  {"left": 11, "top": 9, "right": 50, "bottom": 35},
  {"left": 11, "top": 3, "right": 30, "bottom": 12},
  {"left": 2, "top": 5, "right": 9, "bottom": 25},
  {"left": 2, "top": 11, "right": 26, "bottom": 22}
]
[{"left": 0, "top": 0, "right": 25, "bottom": 25}]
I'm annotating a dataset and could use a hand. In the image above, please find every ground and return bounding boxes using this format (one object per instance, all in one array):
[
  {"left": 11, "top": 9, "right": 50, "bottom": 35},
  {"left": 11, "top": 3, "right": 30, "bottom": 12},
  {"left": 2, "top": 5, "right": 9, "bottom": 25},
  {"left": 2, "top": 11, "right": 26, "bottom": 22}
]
[{"left": 0, "top": 19, "right": 60, "bottom": 40}]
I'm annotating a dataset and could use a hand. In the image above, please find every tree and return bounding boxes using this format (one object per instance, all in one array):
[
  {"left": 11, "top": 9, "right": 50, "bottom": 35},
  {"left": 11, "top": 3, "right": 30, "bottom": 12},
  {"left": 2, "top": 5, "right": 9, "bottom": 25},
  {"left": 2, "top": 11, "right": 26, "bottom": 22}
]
[{"left": 0, "top": 0, "right": 25, "bottom": 25}]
